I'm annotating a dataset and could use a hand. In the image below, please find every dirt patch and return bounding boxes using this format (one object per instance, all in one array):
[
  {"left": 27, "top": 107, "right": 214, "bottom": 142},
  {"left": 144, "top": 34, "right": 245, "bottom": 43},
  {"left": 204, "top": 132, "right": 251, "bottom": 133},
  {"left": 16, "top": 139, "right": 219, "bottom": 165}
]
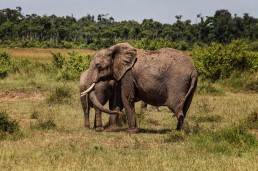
[{"left": 0, "top": 90, "right": 45, "bottom": 101}]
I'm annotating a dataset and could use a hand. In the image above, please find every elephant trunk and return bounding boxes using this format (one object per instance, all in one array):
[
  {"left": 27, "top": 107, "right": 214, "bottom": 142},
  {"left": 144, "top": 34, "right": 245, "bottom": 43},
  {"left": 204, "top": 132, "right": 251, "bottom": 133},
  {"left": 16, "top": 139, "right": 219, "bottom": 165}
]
[{"left": 89, "top": 90, "right": 122, "bottom": 115}]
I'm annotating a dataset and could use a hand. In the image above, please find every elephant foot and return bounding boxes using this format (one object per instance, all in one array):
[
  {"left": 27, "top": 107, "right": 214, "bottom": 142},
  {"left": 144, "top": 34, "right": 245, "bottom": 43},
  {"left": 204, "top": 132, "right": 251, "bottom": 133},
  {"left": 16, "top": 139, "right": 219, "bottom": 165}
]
[
  {"left": 95, "top": 126, "right": 104, "bottom": 132},
  {"left": 127, "top": 128, "right": 139, "bottom": 134},
  {"left": 176, "top": 115, "right": 184, "bottom": 131},
  {"left": 104, "top": 125, "right": 121, "bottom": 132},
  {"left": 84, "top": 125, "right": 90, "bottom": 129}
]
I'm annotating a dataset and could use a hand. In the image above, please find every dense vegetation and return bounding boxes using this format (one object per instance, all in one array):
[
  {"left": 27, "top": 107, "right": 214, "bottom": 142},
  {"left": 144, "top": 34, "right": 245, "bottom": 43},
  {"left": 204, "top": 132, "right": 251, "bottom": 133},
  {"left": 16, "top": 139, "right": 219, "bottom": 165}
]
[{"left": 1, "top": 7, "right": 258, "bottom": 50}]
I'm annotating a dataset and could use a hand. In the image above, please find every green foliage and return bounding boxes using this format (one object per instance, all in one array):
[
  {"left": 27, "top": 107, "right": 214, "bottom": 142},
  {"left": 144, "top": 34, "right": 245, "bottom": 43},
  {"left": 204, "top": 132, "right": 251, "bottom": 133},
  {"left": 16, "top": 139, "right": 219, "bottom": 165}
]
[
  {"left": 1, "top": 7, "right": 258, "bottom": 50},
  {"left": 193, "top": 126, "right": 258, "bottom": 155},
  {"left": 250, "top": 41, "right": 258, "bottom": 51},
  {"left": 196, "top": 79, "right": 224, "bottom": 95},
  {"left": 0, "top": 51, "right": 10, "bottom": 79},
  {"left": 192, "top": 40, "right": 258, "bottom": 80},
  {"left": 52, "top": 52, "right": 65, "bottom": 69},
  {"left": 47, "top": 86, "right": 72, "bottom": 104},
  {"left": 0, "top": 111, "right": 21, "bottom": 140},
  {"left": 133, "top": 38, "right": 189, "bottom": 50},
  {"left": 52, "top": 52, "right": 92, "bottom": 80}
]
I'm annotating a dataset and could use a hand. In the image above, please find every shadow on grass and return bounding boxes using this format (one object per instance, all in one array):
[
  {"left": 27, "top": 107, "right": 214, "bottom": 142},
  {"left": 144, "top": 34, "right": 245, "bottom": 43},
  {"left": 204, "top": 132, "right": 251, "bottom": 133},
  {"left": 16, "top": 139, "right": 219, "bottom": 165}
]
[{"left": 138, "top": 128, "right": 172, "bottom": 134}]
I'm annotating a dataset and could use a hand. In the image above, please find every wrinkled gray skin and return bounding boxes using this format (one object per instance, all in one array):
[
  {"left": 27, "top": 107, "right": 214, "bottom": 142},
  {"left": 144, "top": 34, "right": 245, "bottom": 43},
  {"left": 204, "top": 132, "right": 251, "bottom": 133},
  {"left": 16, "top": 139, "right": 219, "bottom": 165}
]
[
  {"left": 84, "top": 43, "right": 198, "bottom": 133},
  {"left": 79, "top": 70, "right": 121, "bottom": 131}
]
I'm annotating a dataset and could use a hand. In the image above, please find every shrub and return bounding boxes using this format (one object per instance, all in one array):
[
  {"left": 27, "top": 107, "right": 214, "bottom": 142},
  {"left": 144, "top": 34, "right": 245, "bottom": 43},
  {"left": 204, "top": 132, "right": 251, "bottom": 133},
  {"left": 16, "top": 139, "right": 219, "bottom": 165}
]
[
  {"left": 9, "top": 58, "right": 31, "bottom": 73},
  {"left": 0, "top": 51, "right": 10, "bottom": 79},
  {"left": 134, "top": 38, "right": 175, "bottom": 50},
  {"left": 61, "top": 41, "right": 73, "bottom": 49},
  {"left": 196, "top": 79, "right": 224, "bottom": 95},
  {"left": 0, "top": 111, "right": 21, "bottom": 140},
  {"left": 52, "top": 52, "right": 65, "bottom": 69},
  {"left": 192, "top": 39, "right": 258, "bottom": 80},
  {"left": 250, "top": 41, "right": 258, "bottom": 51},
  {"left": 47, "top": 86, "right": 72, "bottom": 104},
  {"left": 53, "top": 51, "right": 92, "bottom": 80}
]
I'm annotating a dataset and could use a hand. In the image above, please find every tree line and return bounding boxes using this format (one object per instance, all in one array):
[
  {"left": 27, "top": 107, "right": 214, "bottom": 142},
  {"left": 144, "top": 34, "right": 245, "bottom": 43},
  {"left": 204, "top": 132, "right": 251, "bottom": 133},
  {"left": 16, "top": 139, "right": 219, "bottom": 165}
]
[{"left": 0, "top": 7, "right": 258, "bottom": 50}]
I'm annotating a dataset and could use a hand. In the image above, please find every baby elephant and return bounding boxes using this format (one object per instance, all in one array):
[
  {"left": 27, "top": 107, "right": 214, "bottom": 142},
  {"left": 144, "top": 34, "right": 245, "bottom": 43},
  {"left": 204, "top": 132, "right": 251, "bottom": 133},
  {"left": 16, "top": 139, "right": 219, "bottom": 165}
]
[{"left": 79, "top": 69, "right": 122, "bottom": 131}]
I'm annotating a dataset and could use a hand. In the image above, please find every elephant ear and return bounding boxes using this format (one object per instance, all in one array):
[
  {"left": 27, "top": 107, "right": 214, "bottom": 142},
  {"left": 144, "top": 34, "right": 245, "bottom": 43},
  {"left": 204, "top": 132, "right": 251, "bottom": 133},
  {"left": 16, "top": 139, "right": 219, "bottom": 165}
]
[{"left": 109, "top": 43, "right": 137, "bottom": 81}]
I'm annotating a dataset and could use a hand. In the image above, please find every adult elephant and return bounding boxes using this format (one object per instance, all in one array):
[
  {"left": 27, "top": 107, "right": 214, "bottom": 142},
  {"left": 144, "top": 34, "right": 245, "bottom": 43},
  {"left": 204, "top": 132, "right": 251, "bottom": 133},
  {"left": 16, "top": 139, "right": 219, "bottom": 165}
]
[
  {"left": 79, "top": 69, "right": 122, "bottom": 131},
  {"left": 81, "top": 43, "right": 198, "bottom": 133}
]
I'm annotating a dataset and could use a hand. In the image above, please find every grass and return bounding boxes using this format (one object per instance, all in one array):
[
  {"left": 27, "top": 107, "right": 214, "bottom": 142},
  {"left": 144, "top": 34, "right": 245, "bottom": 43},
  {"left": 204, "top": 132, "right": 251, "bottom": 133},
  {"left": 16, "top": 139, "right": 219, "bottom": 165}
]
[
  {"left": 0, "top": 48, "right": 258, "bottom": 170},
  {"left": 0, "top": 47, "right": 94, "bottom": 63}
]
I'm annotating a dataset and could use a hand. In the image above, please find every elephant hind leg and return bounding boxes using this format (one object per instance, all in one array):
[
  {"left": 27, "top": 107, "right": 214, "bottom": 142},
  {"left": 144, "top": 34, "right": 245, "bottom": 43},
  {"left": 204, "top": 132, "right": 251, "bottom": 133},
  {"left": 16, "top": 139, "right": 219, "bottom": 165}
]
[{"left": 167, "top": 98, "right": 186, "bottom": 131}]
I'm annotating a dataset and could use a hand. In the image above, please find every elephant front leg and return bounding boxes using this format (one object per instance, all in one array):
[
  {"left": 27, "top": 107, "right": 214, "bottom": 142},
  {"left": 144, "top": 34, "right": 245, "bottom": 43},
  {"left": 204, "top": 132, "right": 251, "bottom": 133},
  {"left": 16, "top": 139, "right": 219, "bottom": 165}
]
[
  {"left": 121, "top": 91, "right": 139, "bottom": 134},
  {"left": 105, "top": 89, "right": 123, "bottom": 132},
  {"left": 81, "top": 96, "right": 90, "bottom": 129},
  {"left": 84, "top": 112, "right": 90, "bottom": 129},
  {"left": 94, "top": 107, "right": 104, "bottom": 131}
]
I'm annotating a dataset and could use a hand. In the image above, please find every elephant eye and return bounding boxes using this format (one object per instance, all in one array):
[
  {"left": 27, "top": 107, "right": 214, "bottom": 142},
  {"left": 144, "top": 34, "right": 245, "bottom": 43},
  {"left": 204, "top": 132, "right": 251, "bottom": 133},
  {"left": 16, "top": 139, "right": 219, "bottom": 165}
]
[{"left": 96, "top": 64, "right": 102, "bottom": 71}]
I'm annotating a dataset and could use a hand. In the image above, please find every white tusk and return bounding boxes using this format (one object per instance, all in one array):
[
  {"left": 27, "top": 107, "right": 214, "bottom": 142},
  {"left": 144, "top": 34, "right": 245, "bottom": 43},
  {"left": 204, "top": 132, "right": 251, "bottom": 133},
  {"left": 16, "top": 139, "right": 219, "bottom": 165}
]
[{"left": 80, "top": 83, "right": 96, "bottom": 97}]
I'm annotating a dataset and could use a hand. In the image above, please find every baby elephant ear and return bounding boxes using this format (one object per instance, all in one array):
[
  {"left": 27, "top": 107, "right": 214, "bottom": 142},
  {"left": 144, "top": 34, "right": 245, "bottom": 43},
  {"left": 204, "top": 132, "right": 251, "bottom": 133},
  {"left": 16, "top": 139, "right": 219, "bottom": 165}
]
[{"left": 110, "top": 43, "right": 137, "bottom": 81}]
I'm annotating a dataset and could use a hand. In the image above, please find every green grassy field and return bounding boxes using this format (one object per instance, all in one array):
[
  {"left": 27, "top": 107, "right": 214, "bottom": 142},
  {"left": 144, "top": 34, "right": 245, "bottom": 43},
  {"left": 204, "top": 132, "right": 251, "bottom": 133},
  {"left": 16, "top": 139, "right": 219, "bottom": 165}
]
[{"left": 0, "top": 48, "right": 258, "bottom": 171}]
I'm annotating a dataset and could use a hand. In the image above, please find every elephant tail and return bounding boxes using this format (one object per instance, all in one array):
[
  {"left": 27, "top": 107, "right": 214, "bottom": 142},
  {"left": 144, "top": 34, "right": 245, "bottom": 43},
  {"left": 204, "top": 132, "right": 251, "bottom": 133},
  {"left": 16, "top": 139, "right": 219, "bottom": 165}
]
[{"left": 183, "top": 71, "right": 198, "bottom": 115}]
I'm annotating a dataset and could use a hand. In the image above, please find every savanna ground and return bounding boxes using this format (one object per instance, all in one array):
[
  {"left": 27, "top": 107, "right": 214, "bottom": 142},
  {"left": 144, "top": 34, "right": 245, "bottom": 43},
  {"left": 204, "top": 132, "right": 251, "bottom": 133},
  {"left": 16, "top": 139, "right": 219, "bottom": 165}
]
[{"left": 0, "top": 48, "right": 258, "bottom": 171}]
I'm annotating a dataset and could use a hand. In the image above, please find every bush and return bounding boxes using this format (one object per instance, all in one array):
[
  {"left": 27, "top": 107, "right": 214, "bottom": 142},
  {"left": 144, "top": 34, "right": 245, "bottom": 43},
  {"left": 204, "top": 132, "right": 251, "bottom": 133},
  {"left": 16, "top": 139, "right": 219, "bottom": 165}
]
[
  {"left": 47, "top": 86, "right": 72, "bottom": 104},
  {"left": 196, "top": 79, "right": 224, "bottom": 95},
  {"left": 192, "top": 39, "right": 258, "bottom": 80},
  {"left": 250, "top": 41, "right": 258, "bottom": 51},
  {"left": 0, "top": 112, "right": 21, "bottom": 140},
  {"left": 134, "top": 38, "right": 174, "bottom": 50},
  {"left": 52, "top": 51, "right": 92, "bottom": 80},
  {"left": 52, "top": 52, "right": 65, "bottom": 69},
  {"left": 0, "top": 51, "right": 10, "bottom": 79},
  {"left": 133, "top": 38, "right": 190, "bottom": 51}
]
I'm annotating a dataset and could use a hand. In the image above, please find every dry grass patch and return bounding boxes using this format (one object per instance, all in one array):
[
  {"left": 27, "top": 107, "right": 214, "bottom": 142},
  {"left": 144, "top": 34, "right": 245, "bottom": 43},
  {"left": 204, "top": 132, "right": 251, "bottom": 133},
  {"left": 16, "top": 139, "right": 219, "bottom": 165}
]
[{"left": 0, "top": 48, "right": 95, "bottom": 63}]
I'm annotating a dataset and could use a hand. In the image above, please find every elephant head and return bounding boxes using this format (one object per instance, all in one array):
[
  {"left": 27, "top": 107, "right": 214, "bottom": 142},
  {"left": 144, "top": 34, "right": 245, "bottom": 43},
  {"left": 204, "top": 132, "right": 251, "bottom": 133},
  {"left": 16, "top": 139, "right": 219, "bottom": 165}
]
[{"left": 81, "top": 43, "right": 136, "bottom": 114}]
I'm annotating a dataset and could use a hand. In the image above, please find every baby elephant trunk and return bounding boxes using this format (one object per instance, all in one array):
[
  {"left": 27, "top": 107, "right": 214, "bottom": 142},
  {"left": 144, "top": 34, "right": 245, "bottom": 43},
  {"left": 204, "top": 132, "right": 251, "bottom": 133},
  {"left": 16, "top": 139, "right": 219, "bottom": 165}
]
[{"left": 81, "top": 83, "right": 122, "bottom": 115}]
